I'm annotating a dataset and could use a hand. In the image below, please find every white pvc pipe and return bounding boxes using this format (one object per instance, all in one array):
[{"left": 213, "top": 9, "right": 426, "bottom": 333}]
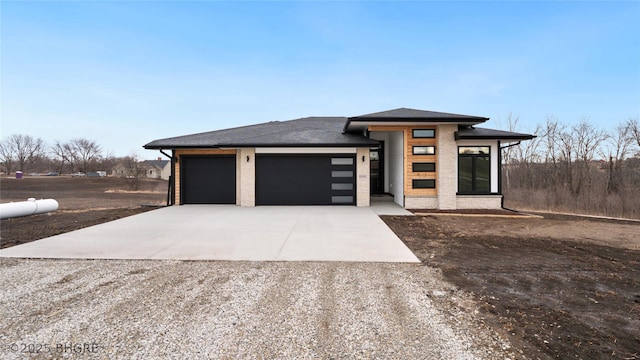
[{"left": 0, "top": 198, "right": 59, "bottom": 219}]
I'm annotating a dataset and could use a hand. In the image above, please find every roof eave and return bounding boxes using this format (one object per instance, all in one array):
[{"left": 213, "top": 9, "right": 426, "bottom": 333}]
[
  {"left": 344, "top": 118, "right": 489, "bottom": 133},
  {"left": 144, "top": 142, "right": 379, "bottom": 150},
  {"left": 454, "top": 133, "right": 537, "bottom": 141}
]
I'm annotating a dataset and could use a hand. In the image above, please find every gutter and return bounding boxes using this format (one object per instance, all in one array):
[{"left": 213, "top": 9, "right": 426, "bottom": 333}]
[{"left": 499, "top": 141, "right": 522, "bottom": 150}]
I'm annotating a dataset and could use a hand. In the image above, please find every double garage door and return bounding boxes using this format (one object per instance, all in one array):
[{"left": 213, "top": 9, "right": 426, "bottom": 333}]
[{"left": 180, "top": 154, "right": 356, "bottom": 205}]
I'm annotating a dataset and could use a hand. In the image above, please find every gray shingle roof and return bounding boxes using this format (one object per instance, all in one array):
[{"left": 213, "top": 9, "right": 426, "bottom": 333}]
[
  {"left": 144, "top": 109, "right": 534, "bottom": 150},
  {"left": 344, "top": 107, "right": 489, "bottom": 132},
  {"left": 144, "top": 117, "right": 379, "bottom": 149},
  {"left": 455, "top": 127, "right": 536, "bottom": 140},
  {"left": 349, "top": 107, "right": 490, "bottom": 121},
  {"left": 141, "top": 160, "right": 170, "bottom": 168}
]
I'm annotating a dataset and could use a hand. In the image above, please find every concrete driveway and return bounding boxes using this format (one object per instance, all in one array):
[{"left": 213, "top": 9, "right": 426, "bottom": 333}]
[{"left": 0, "top": 206, "right": 419, "bottom": 262}]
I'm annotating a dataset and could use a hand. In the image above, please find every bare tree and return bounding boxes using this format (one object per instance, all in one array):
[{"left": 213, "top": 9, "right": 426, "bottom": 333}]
[
  {"left": 558, "top": 125, "right": 575, "bottom": 193},
  {"left": 0, "top": 139, "right": 15, "bottom": 174},
  {"left": 0, "top": 134, "right": 46, "bottom": 172},
  {"left": 122, "top": 154, "right": 146, "bottom": 190},
  {"left": 513, "top": 123, "right": 543, "bottom": 189},
  {"left": 600, "top": 121, "right": 634, "bottom": 194},
  {"left": 67, "top": 138, "right": 102, "bottom": 172},
  {"left": 499, "top": 113, "right": 519, "bottom": 189},
  {"left": 627, "top": 117, "right": 640, "bottom": 149},
  {"left": 541, "top": 117, "right": 568, "bottom": 192},
  {"left": 572, "top": 119, "right": 607, "bottom": 195},
  {"left": 51, "top": 140, "right": 72, "bottom": 174}
]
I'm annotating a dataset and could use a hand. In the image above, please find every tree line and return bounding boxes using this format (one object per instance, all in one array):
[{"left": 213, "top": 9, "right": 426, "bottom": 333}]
[
  {"left": 0, "top": 135, "right": 137, "bottom": 175},
  {"left": 501, "top": 116, "right": 640, "bottom": 218}
]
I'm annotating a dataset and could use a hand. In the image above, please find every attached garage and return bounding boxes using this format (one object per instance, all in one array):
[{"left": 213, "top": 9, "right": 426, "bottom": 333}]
[
  {"left": 255, "top": 154, "right": 356, "bottom": 205},
  {"left": 180, "top": 155, "right": 236, "bottom": 204}
]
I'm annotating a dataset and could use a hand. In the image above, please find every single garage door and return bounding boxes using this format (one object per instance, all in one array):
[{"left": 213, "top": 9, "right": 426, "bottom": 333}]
[
  {"left": 256, "top": 154, "right": 356, "bottom": 205},
  {"left": 181, "top": 155, "right": 236, "bottom": 204}
]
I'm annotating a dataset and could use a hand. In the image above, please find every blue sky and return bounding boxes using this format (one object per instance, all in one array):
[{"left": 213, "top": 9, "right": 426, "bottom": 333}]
[{"left": 1, "top": 1, "right": 639, "bottom": 157}]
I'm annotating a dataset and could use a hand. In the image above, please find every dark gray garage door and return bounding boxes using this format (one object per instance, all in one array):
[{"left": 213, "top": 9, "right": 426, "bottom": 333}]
[
  {"left": 256, "top": 154, "right": 356, "bottom": 205},
  {"left": 181, "top": 155, "right": 236, "bottom": 204}
]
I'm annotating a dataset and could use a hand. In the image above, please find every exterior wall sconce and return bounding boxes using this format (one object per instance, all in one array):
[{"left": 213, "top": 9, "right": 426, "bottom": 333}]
[
  {"left": 362, "top": 155, "right": 365, "bottom": 162},
  {"left": 246, "top": 156, "right": 250, "bottom": 162}
]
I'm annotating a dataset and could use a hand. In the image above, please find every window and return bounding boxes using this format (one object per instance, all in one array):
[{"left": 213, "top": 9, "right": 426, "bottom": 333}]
[
  {"left": 331, "top": 196, "right": 353, "bottom": 204},
  {"left": 331, "top": 158, "right": 353, "bottom": 165},
  {"left": 458, "top": 146, "right": 491, "bottom": 193},
  {"left": 332, "top": 196, "right": 354, "bottom": 203},
  {"left": 459, "top": 146, "right": 490, "bottom": 155},
  {"left": 412, "top": 162, "right": 435, "bottom": 172},
  {"left": 412, "top": 179, "right": 435, "bottom": 189},
  {"left": 332, "top": 170, "right": 353, "bottom": 177},
  {"left": 412, "top": 129, "right": 435, "bottom": 138},
  {"left": 331, "top": 183, "right": 353, "bottom": 190},
  {"left": 412, "top": 146, "right": 436, "bottom": 155}
]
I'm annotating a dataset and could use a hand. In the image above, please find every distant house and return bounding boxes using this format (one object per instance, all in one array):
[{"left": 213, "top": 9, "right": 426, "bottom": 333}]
[
  {"left": 112, "top": 158, "right": 170, "bottom": 180},
  {"left": 144, "top": 108, "right": 535, "bottom": 209},
  {"left": 141, "top": 159, "right": 171, "bottom": 180}
]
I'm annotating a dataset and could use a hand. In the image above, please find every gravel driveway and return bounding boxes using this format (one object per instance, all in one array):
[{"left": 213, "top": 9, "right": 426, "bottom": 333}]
[{"left": 1, "top": 259, "right": 519, "bottom": 359}]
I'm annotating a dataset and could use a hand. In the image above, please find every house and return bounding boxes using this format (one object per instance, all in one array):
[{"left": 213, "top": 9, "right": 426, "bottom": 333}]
[
  {"left": 144, "top": 108, "right": 534, "bottom": 209},
  {"left": 141, "top": 159, "right": 171, "bottom": 180},
  {"left": 112, "top": 158, "right": 171, "bottom": 180}
]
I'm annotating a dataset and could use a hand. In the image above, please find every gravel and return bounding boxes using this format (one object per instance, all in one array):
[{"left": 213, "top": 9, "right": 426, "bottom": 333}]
[{"left": 0, "top": 259, "right": 523, "bottom": 359}]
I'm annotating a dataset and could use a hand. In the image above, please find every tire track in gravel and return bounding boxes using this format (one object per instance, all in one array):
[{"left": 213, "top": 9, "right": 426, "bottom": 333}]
[
  {"left": 315, "top": 263, "right": 337, "bottom": 358},
  {"left": 1, "top": 260, "right": 130, "bottom": 336},
  {"left": 235, "top": 263, "right": 322, "bottom": 359},
  {"left": 1, "top": 260, "right": 521, "bottom": 359},
  {"left": 175, "top": 263, "right": 273, "bottom": 359}
]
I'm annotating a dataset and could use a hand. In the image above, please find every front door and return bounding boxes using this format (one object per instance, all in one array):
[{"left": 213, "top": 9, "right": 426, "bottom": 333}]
[{"left": 370, "top": 142, "right": 384, "bottom": 194}]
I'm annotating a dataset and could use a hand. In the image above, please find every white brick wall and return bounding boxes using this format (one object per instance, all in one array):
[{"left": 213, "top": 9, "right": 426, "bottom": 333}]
[
  {"left": 356, "top": 148, "right": 370, "bottom": 207},
  {"left": 437, "top": 124, "right": 458, "bottom": 210},
  {"left": 239, "top": 148, "right": 256, "bottom": 206},
  {"left": 456, "top": 195, "right": 502, "bottom": 209},
  {"left": 404, "top": 196, "right": 438, "bottom": 209}
]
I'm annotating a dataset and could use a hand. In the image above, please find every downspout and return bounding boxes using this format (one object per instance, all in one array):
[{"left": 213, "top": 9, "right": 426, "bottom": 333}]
[
  {"left": 498, "top": 140, "right": 502, "bottom": 207},
  {"left": 158, "top": 149, "right": 174, "bottom": 206},
  {"left": 499, "top": 141, "right": 521, "bottom": 211}
]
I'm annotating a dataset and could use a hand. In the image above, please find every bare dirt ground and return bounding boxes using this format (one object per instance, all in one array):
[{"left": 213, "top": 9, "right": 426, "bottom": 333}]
[
  {"left": 0, "top": 177, "right": 166, "bottom": 248},
  {"left": 382, "top": 214, "right": 640, "bottom": 360}
]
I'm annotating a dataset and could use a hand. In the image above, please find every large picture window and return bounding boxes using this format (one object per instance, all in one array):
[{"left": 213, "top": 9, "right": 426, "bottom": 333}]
[{"left": 458, "top": 146, "right": 491, "bottom": 193}]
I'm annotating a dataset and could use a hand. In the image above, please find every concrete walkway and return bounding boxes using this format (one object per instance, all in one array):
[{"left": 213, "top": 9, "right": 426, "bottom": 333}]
[{"left": 0, "top": 206, "right": 419, "bottom": 262}]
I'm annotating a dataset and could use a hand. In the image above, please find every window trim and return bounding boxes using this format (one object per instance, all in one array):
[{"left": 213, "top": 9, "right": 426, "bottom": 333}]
[{"left": 457, "top": 146, "right": 492, "bottom": 194}]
